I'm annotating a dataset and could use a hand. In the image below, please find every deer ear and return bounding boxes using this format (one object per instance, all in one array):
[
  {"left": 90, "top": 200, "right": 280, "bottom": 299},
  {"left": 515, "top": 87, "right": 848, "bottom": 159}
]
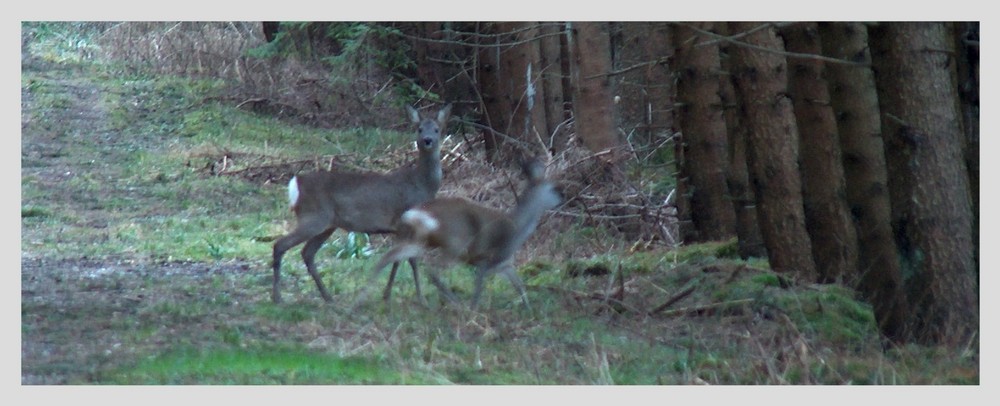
[
  {"left": 406, "top": 105, "right": 421, "bottom": 123},
  {"left": 436, "top": 103, "right": 453, "bottom": 124}
]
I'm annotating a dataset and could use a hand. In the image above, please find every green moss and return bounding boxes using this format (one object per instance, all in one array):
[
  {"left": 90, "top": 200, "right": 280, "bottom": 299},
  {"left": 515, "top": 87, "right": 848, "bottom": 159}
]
[
  {"left": 775, "top": 284, "right": 878, "bottom": 346},
  {"left": 672, "top": 240, "right": 741, "bottom": 262}
]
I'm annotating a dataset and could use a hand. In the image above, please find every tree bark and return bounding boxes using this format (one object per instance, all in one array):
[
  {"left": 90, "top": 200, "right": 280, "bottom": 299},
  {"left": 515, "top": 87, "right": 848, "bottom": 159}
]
[
  {"left": 869, "top": 22, "right": 978, "bottom": 345},
  {"left": 414, "top": 23, "right": 447, "bottom": 99},
  {"left": 409, "top": 22, "right": 474, "bottom": 108},
  {"left": 727, "top": 22, "right": 817, "bottom": 281},
  {"left": 615, "top": 22, "right": 673, "bottom": 151},
  {"left": 539, "top": 22, "right": 569, "bottom": 153},
  {"left": 262, "top": 22, "right": 280, "bottom": 42},
  {"left": 953, "top": 21, "right": 979, "bottom": 274},
  {"left": 500, "top": 22, "right": 548, "bottom": 157},
  {"left": 637, "top": 23, "right": 674, "bottom": 148},
  {"left": 569, "top": 22, "right": 624, "bottom": 162},
  {"left": 477, "top": 22, "right": 548, "bottom": 161},
  {"left": 671, "top": 22, "right": 737, "bottom": 242},
  {"left": 718, "top": 26, "right": 766, "bottom": 259},
  {"left": 818, "top": 22, "right": 909, "bottom": 342},
  {"left": 781, "top": 22, "right": 859, "bottom": 283},
  {"left": 476, "top": 22, "right": 507, "bottom": 162}
]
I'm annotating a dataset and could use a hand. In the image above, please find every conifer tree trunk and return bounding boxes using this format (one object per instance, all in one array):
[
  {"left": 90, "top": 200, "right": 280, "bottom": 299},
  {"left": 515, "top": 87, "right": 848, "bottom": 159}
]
[
  {"left": 671, "top": 22, "right": 737, "bottom": 242},
  {"left": 728, "top": 22, "right": 817, "bottom": 281},
  {"left": 781, "top": 22, "right": 858, "bottom": 283},
  {"left": 637, "top": 22, "right": 674, "bottom": 148},
  {"left": 477, "top": 22, "right": 547, "bottom": 160},
  {"left": 818, "top": 22, "right": 909, "bottom": 341},
  {"left": 477, "top": 22, "right": 507, "bottom": 162},
  {"left": 718, "top": 26, "right": 766, "bottom": 259},
  {"left": 539, "top": 22, "right": 569, "bottom": 153},
  {"left": 953, "top": 21, "right": 979, "bottom": 274},
  {"left": 869, "top": 22, "right": 978, "bottom": 345},
  {"left": 569, "top": 22, "right": 624, "bottom": 162}
]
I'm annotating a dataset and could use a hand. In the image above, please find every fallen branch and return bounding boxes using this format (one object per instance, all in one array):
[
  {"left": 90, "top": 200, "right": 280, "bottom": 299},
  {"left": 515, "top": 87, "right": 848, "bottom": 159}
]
[
  {"left": 216, "top": 159, "right": 314, "bottom": 177},
  {"left": 656, "top": 298, "right": 755, "bottom": 318},
  {"left": 648, "top": 285, "right": 696, "bottom": 315},
  {"left": 532, "top": 284, "right": 643, "bottom": 314},
  {"left": 235, "top": 97, "right": 267, "bottom": 110}
]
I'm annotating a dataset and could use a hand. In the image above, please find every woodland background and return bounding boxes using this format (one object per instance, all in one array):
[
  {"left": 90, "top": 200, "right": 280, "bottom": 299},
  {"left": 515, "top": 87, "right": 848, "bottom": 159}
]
[
  {"left": 19, "top": 21, "right": 980, "bottom": 384},
  {"left": 171, "top": 21, "right": 979, "bottom": 346}
]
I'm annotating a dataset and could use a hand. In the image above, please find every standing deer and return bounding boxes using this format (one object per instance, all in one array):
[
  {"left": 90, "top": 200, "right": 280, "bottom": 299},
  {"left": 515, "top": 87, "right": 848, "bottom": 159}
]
[
  {"left": 271, "top": 103, "right": 452, "bottom": 303},
  {"left": 366, "top": 158, "right": 561, "bottom": 310}
]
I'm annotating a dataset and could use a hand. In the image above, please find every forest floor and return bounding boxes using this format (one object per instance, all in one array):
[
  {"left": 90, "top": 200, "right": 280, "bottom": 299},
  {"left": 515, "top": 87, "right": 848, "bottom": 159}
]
[{"left": 19, "top": 27, "right": 979, "bottom": 387}]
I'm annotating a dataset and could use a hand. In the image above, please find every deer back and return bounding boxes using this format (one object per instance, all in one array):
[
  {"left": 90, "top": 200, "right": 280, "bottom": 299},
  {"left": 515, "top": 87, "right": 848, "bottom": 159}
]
[{"left": 402, "top": 197, "right": 514, "bottom": 265}]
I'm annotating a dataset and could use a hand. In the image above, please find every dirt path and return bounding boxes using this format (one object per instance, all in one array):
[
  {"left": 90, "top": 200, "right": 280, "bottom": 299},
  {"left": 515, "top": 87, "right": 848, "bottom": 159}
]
[
  {"left": 20, "top": 44, "right": 259, "bottom": 385},
  {"left": 21, "top": 57, "right": 121, "bottom": 253},
  {"left": 21, "top": 53, "right": 135, "bottom": 384}
]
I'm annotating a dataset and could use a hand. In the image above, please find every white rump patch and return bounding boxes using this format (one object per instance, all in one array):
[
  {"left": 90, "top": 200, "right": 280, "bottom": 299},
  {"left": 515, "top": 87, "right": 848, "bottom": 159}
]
[
  {"left": 288, "top": 176, "right": 300, "bottom": 208},
  {"left": 401, "top": 208, "right": 439, "bottom": 234}
]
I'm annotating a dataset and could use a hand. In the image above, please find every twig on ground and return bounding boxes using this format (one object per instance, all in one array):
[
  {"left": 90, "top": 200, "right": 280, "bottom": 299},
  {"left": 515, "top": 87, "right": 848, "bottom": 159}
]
[
  {"left": 648, "top": 284, "right": 697, "bottom": 315},
  {"left": 656, "top": 298, "right": 754, "bottom": 318}
]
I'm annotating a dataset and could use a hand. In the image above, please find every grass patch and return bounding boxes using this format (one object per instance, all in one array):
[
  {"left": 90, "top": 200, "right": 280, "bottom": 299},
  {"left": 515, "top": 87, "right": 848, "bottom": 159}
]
[
  {"left": 23, "top": 22, "right": 104, "bottom": 66},
  {"left": 103, "top": 344, "right": 423, "bottom": 384},
  {"left": 21, "top": 206, "right": 50, "bottom": 218},
  {"left": 774, "top": 284, "right": 879, "bottom": 345}
]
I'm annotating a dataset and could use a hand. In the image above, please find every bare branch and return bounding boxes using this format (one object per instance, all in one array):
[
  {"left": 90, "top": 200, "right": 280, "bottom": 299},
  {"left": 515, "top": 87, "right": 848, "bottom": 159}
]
[
  {"left": 583, "top": 56, "right": 670, "bottom": 80},
  {"left": 393, "top": 23, "right": 567, "bottom": 49},
  {"left": 458, "top": 118, "right": 535, "bottom": 151},
  {"left": 675, "top": 22, "right": 870, "bottom": 67}
]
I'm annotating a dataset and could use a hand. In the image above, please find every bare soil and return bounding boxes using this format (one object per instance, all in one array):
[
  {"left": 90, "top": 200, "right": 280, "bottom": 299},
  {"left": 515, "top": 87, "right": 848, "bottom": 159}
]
[{"left": 21, "top": 257, "right": 258, "bottom": 384}]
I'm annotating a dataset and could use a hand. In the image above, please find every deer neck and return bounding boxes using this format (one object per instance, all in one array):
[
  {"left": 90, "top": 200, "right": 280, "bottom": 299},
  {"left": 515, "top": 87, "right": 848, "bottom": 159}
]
[
  {"left": 502, "top": 186, "right": 552, "bottom": 258},
  {"left": 414, "top": 147, "right": 442, "bottom": 192}
]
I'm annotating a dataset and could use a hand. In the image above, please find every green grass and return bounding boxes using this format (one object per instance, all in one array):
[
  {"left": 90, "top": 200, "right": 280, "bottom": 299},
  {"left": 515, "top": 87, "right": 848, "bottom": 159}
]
[
  {"left": 21, "top": 63, "right": 405, "bottom": 263},
  {"left": 104, "top": 344, "right": 433, "bottom": 384},
  {"left": 23, "top": 22, "right": 104, "bottom": 66}
]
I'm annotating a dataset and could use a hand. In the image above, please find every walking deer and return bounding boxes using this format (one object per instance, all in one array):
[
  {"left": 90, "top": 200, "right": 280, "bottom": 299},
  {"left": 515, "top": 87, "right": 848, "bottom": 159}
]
[
  {"left": 271, "top": 103, "right": 452, "bottom": 303},
  {"left": 367, "top": 158, "right": 561, "bottom": 310}
]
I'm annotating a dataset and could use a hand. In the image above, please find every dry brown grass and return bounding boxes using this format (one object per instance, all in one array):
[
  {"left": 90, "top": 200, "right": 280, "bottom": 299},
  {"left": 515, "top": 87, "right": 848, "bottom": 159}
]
[{"left": 98, "top": 22, "right": 405, "bottom": 130}]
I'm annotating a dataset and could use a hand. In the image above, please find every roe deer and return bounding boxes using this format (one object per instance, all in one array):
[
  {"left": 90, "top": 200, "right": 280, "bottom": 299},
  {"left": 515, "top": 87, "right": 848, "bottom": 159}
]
[
  {"left": 271, "top": 103, "right": 452, "bottom": 303},
  {"left": 367, "top": 158, "right": 561, "bottom": 310}
]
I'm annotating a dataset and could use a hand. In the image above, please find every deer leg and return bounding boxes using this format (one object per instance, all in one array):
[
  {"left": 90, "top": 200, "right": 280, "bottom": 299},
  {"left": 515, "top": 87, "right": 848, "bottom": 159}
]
[
  {"left": 382, "top": 261, "right": 402, "bottom": 301},
  {"left": 470, "top": 266, "right": 490, "bottom": 311},
  {"left": 382, "top": 258, "right": 427, "bottom": 305},
  {"left": 301, "top": 228, "right": 336, "bottom": 302},
  {"left": 409, "top": 258, "right": 424, "bottom": 303},
  {"left": 425, "top": 269, "right": 459, "bottom": 306},
  {"left": 353, "top": 243, "right": 425, "bottom": 309},
  {"left": 499, "top": 263, "right": 531, "bottom": 311},
  {"left": 273, "top": 219, "right": 331, "bottom": 303},
  {"left": 369, "top": 243, "right": 425, "bottom": 286}
]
